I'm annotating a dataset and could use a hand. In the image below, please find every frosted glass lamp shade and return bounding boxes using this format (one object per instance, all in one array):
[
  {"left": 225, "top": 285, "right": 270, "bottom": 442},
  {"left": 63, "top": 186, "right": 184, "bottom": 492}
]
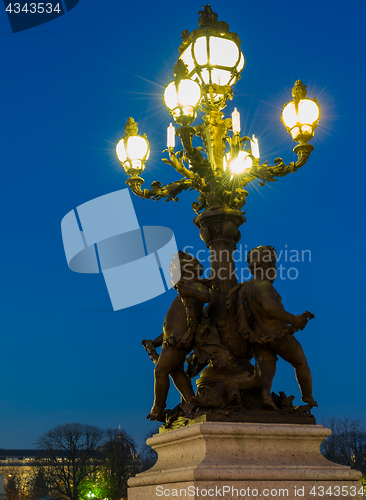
[
  {"left": 164, "top": 78, "right": 201, "bottom": 125},
  {"left": 282, "top": 91, "right": 320, "bottom": 142},
  {"left": 179, "top": 32, "right": 244, "bottom": 106},
  {"left": 116, "top": 135, "right": 150, "bottom": 173}
]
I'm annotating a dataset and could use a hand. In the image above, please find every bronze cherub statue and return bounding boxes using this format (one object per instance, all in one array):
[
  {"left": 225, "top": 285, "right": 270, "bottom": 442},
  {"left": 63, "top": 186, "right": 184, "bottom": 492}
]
[
  {"left": 227, "top": 245, "right": 317, "bottom": 410},
  {"left": 142, "top": 251, "right": 213, "bottom": 421}
]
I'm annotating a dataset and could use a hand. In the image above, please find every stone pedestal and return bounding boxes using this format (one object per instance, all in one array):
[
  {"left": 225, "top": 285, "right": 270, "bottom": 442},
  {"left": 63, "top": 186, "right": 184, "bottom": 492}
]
[{"left": 128, "top": 422, "right": 363, "bottom": 500}]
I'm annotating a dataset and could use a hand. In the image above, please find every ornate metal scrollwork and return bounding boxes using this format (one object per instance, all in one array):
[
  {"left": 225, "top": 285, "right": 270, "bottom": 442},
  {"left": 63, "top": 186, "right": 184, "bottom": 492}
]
[{"left": 125, "top": 121, "right": 314, "bottom": 214}]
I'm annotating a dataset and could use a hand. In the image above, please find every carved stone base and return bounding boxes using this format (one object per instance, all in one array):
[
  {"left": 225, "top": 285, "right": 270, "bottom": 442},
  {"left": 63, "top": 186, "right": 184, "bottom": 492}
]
[
  {"left": 163, "top": 409, "right": 316, "bottom": 430},
  {"left": 128, "top": 422, "right": 363, "bottom": 500}
]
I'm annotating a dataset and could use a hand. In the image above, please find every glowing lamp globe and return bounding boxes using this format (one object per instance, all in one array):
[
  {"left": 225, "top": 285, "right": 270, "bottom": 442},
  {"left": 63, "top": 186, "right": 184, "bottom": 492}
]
[
  {"left": 282, "top": 81, "right": 320, "bottom": 143},
  {"left": 180, "top": 36, "right": 244, "bottom": 86},
  {"left": 224, "top": 151, "right": 253, "bottom": 175},
  {"left": 178, "top": 6, "right": 244, "bottom": 107},
  {"left": 164, "top": 78, "right": 201, "bottom": 126},
  {"left": 116, "top": 118, "right": 150, "bottom": 174}
]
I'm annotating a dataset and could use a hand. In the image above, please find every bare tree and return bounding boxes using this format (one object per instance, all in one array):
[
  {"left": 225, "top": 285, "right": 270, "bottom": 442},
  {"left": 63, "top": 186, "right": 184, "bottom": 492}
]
[
  {"left": 99, "top": 428, "right": 140, "bottom": 500},
  {"left": 321, "top": 417, "right": 366, "bottom": 475},
  {"left": 35, "top": 423, "right": 105, "bottom": 500}
]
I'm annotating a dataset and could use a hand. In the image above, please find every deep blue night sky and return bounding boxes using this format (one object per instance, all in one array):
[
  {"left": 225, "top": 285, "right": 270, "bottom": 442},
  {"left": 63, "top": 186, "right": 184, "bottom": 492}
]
[{"left": 0, "top": 0, "right": 365, "bottom": 451}]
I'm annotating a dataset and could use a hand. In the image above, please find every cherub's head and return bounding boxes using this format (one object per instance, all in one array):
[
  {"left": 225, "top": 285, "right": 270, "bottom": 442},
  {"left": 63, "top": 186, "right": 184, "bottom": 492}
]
[
  {"left": 169, "top": 251, "right": 203, "bottom": 285},
  {"left": 247, "top": 245, "right": 277, "bottom": 282}
]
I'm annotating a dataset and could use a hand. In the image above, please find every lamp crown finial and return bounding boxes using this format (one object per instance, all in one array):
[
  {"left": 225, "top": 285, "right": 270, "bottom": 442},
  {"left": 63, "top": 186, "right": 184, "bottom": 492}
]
[
  {"left": 173, "top": 59, "right": 189, "bottom": 80},
  {"left": 198, "top": 5, "right": 218, "bottom": 27},
  {"left": 198, "top": 5, "right": 230, "bottom": 33},
  {"left": 125, "top": 117, "right": 138, "bottom": 136},
  {"left": 292, "top": 80, "right": 307, "bottom": 101}
]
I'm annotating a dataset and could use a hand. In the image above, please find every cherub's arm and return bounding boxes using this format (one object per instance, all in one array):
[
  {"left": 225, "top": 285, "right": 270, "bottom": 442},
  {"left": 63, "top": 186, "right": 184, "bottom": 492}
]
[
  {"left": 151, "top": 333, "right": 164, "bottom": 347},
  {"left": 259, "top": 281, "right": 305, "bottom": 327},
  {"left": 176, "top": 282, "right": 211, "bottom": 303},
  {"left": 141, "top": 333, "right": 163, "bottom": 365},
  {"left": 141, "top": 333, "right": 163, "bottom": 348}
]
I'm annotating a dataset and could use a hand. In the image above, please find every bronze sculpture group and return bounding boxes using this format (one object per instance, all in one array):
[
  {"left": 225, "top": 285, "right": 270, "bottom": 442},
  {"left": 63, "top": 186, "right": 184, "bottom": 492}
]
[
  {"left": 142, "top": 246, "right": 317, "bottom": 426},
  {"left": 114, "top": 5, "right": 321, "bottom": 428}
]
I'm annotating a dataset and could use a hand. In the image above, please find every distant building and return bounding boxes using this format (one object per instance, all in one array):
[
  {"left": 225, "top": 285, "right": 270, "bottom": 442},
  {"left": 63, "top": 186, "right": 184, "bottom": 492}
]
[
  {"left": 101, "top": 426, "right": 141, "bottom": 468},
  {"left": 0, "top": 449, "right": 43, "bottom": 494},
  {"left": 0, "top": 428, "right": 141, "bottom": 495}
]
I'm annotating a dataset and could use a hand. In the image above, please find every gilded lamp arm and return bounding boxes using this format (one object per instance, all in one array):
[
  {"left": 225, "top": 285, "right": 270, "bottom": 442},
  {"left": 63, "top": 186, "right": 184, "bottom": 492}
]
[
  {"left": 162, "top": 149, "right": 195, "bottom": 179},
  {"left": 241, "top": 143, "right": 314, "bottom": 187},
  {"left": 270, "top": 143, "right": 315, "bottom": 173},
  {"left": 125, "top": 176, "right": 146, "bottom": 198},
  {"left": 126, "top": 175, "right": 198, "bottom": 203},
  {"left": 125, "top": 139, "right": 208, "bottom": 205},
  {"left": 176, "top": 125, "right": 211, "bottom": 175}
]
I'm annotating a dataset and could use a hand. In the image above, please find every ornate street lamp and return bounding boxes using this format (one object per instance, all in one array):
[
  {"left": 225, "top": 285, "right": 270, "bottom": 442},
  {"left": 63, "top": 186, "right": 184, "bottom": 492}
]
[
  {"left": 115, "top": 5, "right": 321, "bottom": 321},
  {"left": 178, "top": 6, "right": 244, "bottom": 107},
  {"left": 164, "top": 60, "right": 201, "bottom": 126},
  {"left": 116, "top": 117, "right": 150, "bottom": 175},
  {"left": 282, "top": 80, "right": 320, "bottom": 143}
]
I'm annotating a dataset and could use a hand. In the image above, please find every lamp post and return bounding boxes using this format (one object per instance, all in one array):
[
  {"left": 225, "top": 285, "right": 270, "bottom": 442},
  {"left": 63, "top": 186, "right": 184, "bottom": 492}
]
[{"left": 116, "top": 5, "right": 320, "bottom": 332}]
